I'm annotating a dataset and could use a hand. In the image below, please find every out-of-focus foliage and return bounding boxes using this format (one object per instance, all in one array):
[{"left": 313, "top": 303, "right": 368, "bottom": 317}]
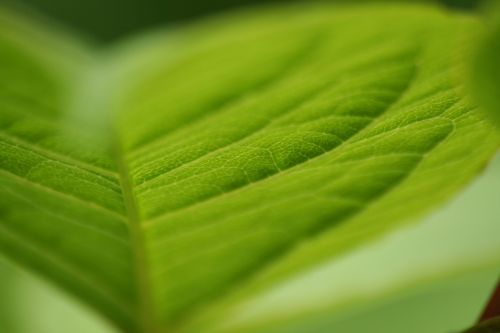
[
  {"left": 0, "top": 0, "right": 482, "bottom": 41},
  {"left": 471, "top": 2, "right": 500, "bottom": 129},
  {"left": 0, "top": 257, "right": 118, "bottom": 333}
]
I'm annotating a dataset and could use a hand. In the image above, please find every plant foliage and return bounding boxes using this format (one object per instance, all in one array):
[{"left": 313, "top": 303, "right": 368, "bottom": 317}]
[{"left": 0, "top": 3, "right": 498, "bottom": 333}]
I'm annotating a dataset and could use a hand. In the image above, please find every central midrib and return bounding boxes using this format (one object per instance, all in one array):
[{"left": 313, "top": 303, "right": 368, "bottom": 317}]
[
  {"left": 115, "top": 142, "right": 156, "bottom": 333},
  {"left": 76, "top": 56, "right": 157, "bottom": 333},
  {"left": 86, "top": 25, "right": 419, "bottom": 332},
  {"left": 83, "top": 28, "right": 330, "bottom": 332}
]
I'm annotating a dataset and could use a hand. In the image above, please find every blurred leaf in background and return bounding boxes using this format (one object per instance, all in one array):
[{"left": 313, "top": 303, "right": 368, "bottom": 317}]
[
  {"left": 0, "top": 256, "right": 118, "bottom": 333},
  {"left": 471, "top": 1, "right": 500, "bottom": 129},
  {"left": 0, "top": 0, "right": 481, "bottom": 41}
]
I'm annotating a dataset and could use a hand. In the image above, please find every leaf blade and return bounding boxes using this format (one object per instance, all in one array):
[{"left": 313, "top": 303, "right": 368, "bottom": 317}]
[{"left": 0, "top": 3, "right": 498, "bottom": 333}]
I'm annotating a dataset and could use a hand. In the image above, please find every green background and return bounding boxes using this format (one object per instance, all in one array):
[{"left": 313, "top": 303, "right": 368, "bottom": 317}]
[{"left": 0, "top": 0, "right": 480, "bottom": 41}]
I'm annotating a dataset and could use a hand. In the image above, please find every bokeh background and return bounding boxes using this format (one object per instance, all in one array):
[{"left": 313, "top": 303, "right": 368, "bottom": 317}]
[{"left": 0, "top": 0, "right": 481, "bottom": 41}]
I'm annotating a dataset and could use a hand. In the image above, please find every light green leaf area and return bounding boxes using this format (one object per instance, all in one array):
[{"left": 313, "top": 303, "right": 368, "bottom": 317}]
[
  {"left": 0, "top": 3, "right": 498, "bottom": 333},
  {"left": 0, "top": 255, "right": 118, "bottom": 333}
]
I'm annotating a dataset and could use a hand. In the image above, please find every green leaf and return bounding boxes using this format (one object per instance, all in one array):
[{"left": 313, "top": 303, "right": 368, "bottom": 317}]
[
  {"left": 0, "top": 3, "right": 498, "bottom": 333},
  {"left": 193, "top": 154, "right": 500, "bottom": 333},
  {"left": 471, "top": 2, "right": 500, "bottom": 129}
]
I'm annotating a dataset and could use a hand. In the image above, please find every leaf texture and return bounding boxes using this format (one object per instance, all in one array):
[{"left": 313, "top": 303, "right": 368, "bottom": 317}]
[{"left": 0, "top": 4, "right": 498, "bottom": 333}]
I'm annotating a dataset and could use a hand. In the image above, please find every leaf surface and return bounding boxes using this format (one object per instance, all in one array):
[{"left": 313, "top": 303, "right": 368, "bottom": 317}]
[{"left": 0, "top": 4, "right": 498, "bottom": 333}]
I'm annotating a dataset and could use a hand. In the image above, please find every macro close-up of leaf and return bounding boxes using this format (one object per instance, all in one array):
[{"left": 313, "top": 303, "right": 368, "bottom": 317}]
[{"left": 0, "top": 2, "right": 499, "bottom": 333}]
